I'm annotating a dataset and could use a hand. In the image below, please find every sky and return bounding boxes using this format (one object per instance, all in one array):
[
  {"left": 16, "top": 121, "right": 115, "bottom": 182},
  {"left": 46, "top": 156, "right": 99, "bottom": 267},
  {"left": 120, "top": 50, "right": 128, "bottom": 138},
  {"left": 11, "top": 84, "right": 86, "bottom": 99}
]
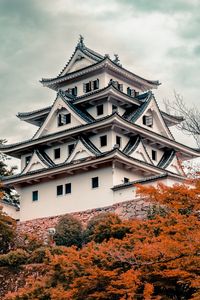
[{"left": 0, "top": 0, "right": 199, "bottom": 168}]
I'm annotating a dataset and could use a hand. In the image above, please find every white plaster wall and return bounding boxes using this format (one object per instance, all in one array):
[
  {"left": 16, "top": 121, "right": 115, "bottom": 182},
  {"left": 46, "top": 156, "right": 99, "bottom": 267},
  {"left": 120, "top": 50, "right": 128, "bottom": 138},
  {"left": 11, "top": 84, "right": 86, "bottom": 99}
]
[
  {"left": 1, "top": 202, "right": 20, "bottom": 220},
  {"left": 87, "top": 100, "right": 109, "bottom": 119},
  {"left": 61, "top": 73, "right": 106, "bottom": 97},
  {"left": 45, "top": 142, "right": 74, "bottom": 164},
  {"left": 90, "top": 130, "right": 114, "bottom": 152},
  {"left": 19, "top": 167, "right": 114, "bottom": 221},
  {"left": 113, "top": 186, "right": 136, "bottom": 204},
  {"left": 113, "top": 167, "right": 142, "bottom": 186}
]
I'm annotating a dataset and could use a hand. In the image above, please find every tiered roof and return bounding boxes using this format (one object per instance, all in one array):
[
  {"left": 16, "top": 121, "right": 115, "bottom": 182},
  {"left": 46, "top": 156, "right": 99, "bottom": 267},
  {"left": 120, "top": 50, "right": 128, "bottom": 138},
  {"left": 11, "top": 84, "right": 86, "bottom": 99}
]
[{"left": 1, "top": 36, "right": 199, "bottom": 187}]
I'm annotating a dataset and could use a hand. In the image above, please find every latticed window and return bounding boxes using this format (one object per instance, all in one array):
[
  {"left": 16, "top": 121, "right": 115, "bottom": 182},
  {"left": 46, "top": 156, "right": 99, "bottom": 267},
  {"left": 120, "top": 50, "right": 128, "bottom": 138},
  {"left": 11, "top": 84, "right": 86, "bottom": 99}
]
[
  {"left": 143, "top": 115, "right": 153, "bottom": 127},
  {"left": 83, "top": 79, "right": 99, "bottom": 93},
  {"left": 58, "top": 113, "right": 71, "bottom": 126}
]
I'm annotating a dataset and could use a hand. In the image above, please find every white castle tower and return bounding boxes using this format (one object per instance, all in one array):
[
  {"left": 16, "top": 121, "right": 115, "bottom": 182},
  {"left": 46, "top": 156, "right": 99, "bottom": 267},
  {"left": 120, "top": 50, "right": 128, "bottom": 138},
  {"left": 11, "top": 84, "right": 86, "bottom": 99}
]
[{"left": 1, "top": 36, "right": 199, "bottom": 221}]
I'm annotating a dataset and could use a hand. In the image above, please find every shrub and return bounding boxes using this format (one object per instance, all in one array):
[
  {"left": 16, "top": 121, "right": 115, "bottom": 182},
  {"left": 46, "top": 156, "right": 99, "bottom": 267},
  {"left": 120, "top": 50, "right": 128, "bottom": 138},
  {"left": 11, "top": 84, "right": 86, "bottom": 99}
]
[
  {"left": 84, "top": 212, "right": 130, "bottom": 243},
  {"left": 14, "top": 233, "right": 44, "bottom": 253},
  {"left": 54, "top": 214, "right": 83, "bottom": 247},
  {"left": 28, "top": 247, "right": 51, "bottom": 264},
  {"left": 0, "top": 249, "right": 29, "bottom": 267}
]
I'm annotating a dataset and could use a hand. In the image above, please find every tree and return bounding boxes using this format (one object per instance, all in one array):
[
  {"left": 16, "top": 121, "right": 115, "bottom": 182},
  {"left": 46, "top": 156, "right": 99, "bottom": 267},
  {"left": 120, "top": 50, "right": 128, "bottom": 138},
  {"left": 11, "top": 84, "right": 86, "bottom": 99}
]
[
  {"left": 0, "top": 203, "right": 16, "bottom": 254},
  {"left": 164, "top": 91, "right": 200, "bottom": 147},
  {"left": 4, "top": 179, "right": 200, "bottom": 299},
  {"left": 0, "top": 139, "right": 19, "bottom": 208},
  {"left": 54, "top": 214, "right": 83, "bottom": 248},
  {"left": 84, "top": 212, "right": 130, "bottom": 243}
]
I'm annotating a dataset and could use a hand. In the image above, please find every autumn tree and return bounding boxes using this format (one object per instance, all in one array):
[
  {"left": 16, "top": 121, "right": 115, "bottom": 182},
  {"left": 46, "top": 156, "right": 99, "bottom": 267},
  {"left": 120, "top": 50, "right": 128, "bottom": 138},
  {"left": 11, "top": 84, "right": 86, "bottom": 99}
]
[{"left": 4, "top": 179, "right": 200, "bottom": 300}]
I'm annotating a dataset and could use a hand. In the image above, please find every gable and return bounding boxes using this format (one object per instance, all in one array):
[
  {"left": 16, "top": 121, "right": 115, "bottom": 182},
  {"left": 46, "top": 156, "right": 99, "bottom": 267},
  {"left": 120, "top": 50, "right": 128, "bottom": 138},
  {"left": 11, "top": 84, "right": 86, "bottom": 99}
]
[
  {"left": 128, "top": 140, "right": 153, "bottom": 164},
  {"left": 67, "top": 137, "right": 99, "bottom": 163},
  {"left": 33, "top": 94, "right": 88, "bottom": 139},
  {"left": 133, "top": 95, "right": 174, "bottom": 139},
  {"left": 124, "top": 137, "right": 152, "bottom": 165},
  {"left": 61, "top": 49, "right": 98, "bottom": 76},
  {"left": 22, "top": 151, "right": 49, "bottom": 174}
]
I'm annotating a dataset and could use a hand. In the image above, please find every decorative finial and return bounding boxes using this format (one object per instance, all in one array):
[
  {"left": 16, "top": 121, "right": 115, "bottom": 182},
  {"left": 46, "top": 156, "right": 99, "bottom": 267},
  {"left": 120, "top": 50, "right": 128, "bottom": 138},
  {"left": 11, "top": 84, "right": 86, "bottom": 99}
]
[
  {"left": 77, "top": 34, "right": 84, "bottom": 48},
  {"left": 104, "top": 53, "right": 110, "bottom": 58},
  {"left": 114, "top": 54, "right": 120, "bottom": 63}
]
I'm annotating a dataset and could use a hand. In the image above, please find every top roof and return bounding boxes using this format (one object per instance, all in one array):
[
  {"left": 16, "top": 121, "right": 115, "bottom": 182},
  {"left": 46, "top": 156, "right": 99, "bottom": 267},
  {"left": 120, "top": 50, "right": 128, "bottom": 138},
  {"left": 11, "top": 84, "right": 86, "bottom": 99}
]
[{"left": 40, "top": 36, "right": 160, "bottom": 90}]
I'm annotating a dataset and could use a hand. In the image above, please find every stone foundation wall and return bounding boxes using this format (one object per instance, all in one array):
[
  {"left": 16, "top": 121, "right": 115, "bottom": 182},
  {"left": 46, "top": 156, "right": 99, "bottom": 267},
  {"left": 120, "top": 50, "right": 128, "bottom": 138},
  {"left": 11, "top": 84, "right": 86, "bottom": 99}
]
[{"left": 17, "top": 198, "right": 149, "bottom": 241}]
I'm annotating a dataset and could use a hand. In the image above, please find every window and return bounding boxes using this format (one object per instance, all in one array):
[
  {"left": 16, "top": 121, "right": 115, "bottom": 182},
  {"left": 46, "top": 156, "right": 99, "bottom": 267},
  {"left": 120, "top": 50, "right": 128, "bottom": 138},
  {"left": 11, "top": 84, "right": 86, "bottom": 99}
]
[
  {"left": 127, "top": 87, "right": 135, "bottom": 97},
  {"left": 124, "top": 177, "right": 129, "bottom": 183},
  {"left": 54, "top": 148, "right": 60, "bottom": 159},
  {"left": 57, "top": 185, "right": 63, "bottom": 196},
  {"left": 83, "top": 79, "right": 99, "bottom": 93},
  {"left": 58, "top": 113, "right": 71, "bottom": 126},
  {"left": 152, "top": 150, "right": 157, "bottom": 161},
  {"left": 143, "top": 115, "right": 153, "bottom": 127},
  {"left": 25, "top": 155, "right": 31, "bottom": 166},
  {"left": 92, "top": 177, "right": 99, "bottom": 188},
  {"left": 116, "top": 136, "right": 121, "bottom": 148},
  {"left": 112, "top": 80, "right": 123, "bottom": 91},
  {"left": 97, "top": 104, "right": 104, "bottom": 116},
  {"left": 100, "top": 135, "right": 107, "bottom": 147},
  {"left": 68, "top": 144, "right": 75, "bottom": 156},
  {"left": 66, "top": 87, "right": 77, "bottom": 96},
  {"left": 112, "top": 104, "right": 118, "bottom": 113},
  {"left": 65, "top": 183, "right": 71, "bottom": 194},
  {"left": 93, "top": 79, "right": 99, "bottom": 90},
  {"left": 32, "top": 191, "right": 38, "bottom": 201}
]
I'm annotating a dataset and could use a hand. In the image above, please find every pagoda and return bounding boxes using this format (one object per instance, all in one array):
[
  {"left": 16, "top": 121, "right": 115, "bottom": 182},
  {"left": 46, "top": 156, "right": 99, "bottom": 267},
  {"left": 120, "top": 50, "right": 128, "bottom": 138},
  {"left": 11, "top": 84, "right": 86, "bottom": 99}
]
[{"left": 1, "top": 36, "right": 199, "bottom": 221}]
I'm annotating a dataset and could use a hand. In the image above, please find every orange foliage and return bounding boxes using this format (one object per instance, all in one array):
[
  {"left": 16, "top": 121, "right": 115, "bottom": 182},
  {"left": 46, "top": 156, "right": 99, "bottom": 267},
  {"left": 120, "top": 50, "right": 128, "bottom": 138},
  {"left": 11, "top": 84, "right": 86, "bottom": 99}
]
[{"left": 4, "top": 179, "right": 200, "bottom": 299}]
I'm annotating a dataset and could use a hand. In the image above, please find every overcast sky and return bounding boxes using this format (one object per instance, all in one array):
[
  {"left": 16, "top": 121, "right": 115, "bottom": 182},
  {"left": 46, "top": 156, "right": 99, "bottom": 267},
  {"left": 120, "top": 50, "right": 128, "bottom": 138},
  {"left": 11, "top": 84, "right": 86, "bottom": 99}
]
[{"left": 0, "top": 0, "right": 199, "bottom": 167}]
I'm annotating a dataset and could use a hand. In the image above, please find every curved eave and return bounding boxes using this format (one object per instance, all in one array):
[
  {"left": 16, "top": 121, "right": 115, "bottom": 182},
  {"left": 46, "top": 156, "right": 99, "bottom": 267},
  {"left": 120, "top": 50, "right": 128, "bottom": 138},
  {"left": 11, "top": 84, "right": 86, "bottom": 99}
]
[
  {"left": 40, "top": 58, "right": 160, "bottom": 91},
  {"left": 162, "top": 112, "right": 184, "bottom": 126},
  {"left": 1, "top": 114, "right": 199, "bottom": 159},
  {"left": 2, "top": 149, "right": 166, "bottom": 186}
]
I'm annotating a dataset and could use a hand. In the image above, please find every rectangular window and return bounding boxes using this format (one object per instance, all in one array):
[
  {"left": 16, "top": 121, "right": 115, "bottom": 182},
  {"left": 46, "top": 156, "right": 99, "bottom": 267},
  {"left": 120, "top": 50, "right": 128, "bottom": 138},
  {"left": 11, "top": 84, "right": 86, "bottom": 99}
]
[
  {"left": 57, "top": 185, "right": 63, "bottom": 196},
  {"left": 97, "top": 104, "right": 104, "bottom": 116},
  {"left": 100, "top": 135, "right": 107, "bottom": 147},
  {"left": 143, "top": 115, "right": 153, "bottom": 127},
  {"left": 68, "top": 144, "right": 75, "bottom": 156},
  {"left": 116, "top": 136, "right": 121, "bottom": 148},
  {"left": 65, "top": 183, "right": 71, "bottom": 194},
  {"left": 92, "top": 177, "right": 99, "bottom": 188},
  {"left": 85, "top": 82, "right": 92, "bottom": 93},
  {"left": 93, "top": 79, "right": 99, "bottom": 90},
  {"left": 25, "top": 155, "right": 31, "bottom": 166},
  {"left": 124, "top": 177, "right": 129, "bottom": 183},
  {"left": 32, "top": 191, "right": 38, "bottom": 201},
  {"left": 152, "top": 150, "right": 157, "bottom": 161},
  {"left": 54, "top": 148, "right": 60, "bottom": 159},
  {"left": 58, "top": 113, "right": 71, "bottom": 126}
]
